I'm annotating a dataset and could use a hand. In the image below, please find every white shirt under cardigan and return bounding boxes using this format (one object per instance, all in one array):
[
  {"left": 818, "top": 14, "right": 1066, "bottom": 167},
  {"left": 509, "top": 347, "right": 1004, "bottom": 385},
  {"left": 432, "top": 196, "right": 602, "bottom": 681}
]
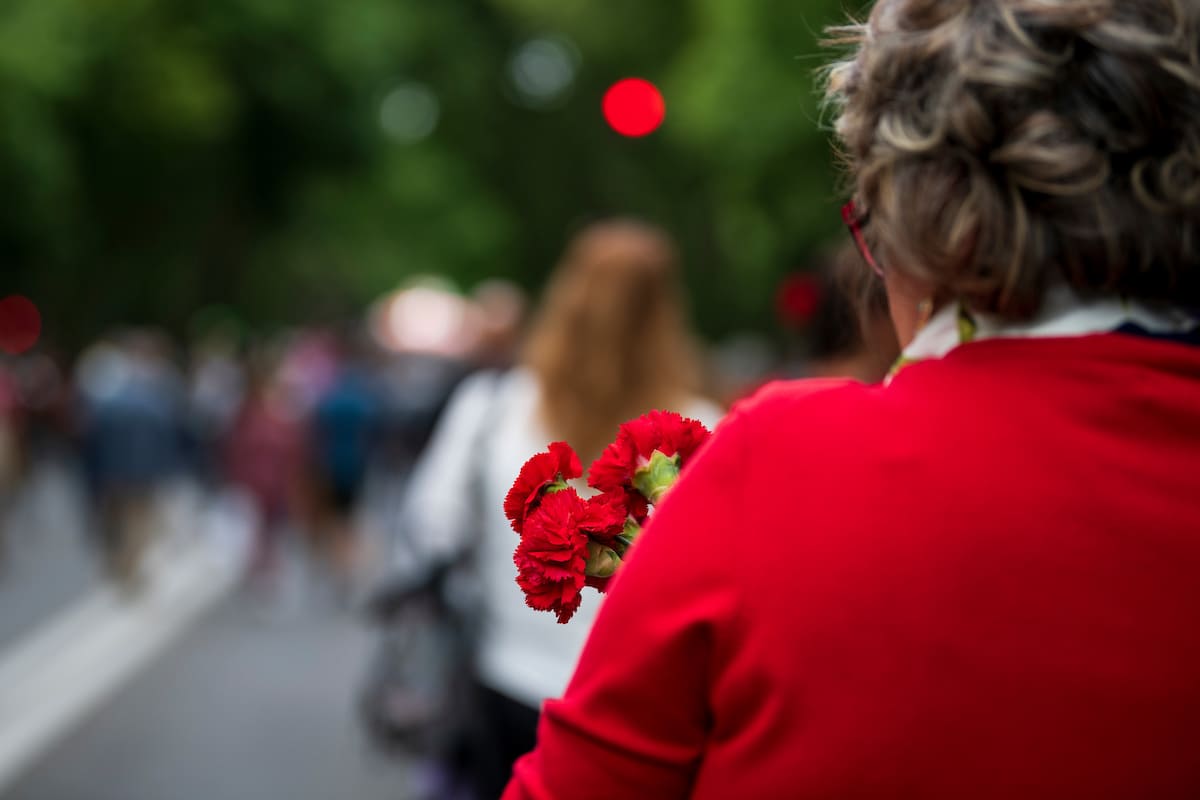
[{"left": 397, "top": 367, "right": 723, "bottom": 710}]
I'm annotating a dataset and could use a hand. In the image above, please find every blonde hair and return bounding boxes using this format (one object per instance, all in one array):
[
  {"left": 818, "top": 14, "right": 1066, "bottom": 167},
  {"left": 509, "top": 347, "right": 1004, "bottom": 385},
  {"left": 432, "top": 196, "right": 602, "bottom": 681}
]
[
  {"left": 523, "top": 219, "right": 705, "bottom": 460},
  {"left": 826, "top": 0, "right": 1200, "bottom": 317}
]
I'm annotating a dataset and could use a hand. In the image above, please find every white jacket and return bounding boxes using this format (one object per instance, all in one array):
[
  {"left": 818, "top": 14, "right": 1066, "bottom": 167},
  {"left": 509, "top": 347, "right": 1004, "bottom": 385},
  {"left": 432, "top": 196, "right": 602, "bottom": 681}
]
[{"left": 398, "top": 367, "right": 722, "bottom": 708}]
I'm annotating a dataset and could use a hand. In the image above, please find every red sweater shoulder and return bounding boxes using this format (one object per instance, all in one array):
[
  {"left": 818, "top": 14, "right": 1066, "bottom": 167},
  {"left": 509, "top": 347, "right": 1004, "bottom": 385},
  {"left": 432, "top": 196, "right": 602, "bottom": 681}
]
[{"left": 508, "top": 337, "right": 1200, "bottom": 800}]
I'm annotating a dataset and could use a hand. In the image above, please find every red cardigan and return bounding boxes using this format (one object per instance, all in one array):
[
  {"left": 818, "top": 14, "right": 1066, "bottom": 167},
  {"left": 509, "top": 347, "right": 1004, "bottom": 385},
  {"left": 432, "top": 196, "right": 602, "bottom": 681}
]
[{"left": 504, "top": 333, "right": 1200, "bottom": 799}]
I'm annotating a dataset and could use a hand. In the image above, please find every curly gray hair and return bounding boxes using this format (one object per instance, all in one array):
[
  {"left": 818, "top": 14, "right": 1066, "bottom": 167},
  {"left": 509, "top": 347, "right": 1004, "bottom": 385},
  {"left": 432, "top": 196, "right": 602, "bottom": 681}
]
[{"left": 826, "top": 0, "right": 1200, "bottom": 316}]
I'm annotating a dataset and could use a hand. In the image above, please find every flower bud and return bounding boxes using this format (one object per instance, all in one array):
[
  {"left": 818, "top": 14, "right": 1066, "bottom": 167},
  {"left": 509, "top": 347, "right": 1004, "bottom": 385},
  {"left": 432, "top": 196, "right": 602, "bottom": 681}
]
[
  {"left": 631, "top": 449, "right": 681, "bottom": 504},
  {"left": 585, "top": 541, "right": 622, "bottom": 578}
]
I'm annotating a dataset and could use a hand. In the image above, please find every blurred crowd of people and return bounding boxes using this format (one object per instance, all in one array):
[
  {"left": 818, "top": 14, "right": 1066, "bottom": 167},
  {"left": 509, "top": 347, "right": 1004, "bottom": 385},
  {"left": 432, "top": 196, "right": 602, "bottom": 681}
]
[
  {"left": 0, "top": 238, "right": 895, "bottom": 596},
  {"left": 0, "top": 283, "right": 528, "bottom": 596}
]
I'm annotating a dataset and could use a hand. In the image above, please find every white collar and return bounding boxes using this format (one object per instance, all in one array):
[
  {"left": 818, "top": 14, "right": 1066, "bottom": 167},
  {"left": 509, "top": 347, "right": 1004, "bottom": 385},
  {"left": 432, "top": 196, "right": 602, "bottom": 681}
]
[{"left": 901, "top": 284, "right": 1198, "bottom": 366}]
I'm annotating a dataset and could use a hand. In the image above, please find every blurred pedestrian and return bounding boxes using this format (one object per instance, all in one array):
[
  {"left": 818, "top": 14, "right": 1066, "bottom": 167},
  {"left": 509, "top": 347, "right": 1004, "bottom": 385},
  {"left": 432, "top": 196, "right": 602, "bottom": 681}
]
[
  {"left": 189, "top": 334, "right": 245, "bottom": 487},
  {"left": 77, "top": 331, "right": 190, "bottom": 590},
  {"left": 776, "top": 244, "right": 899, "bottom": 383},
  {"left": 308, "top": 328, "right": 382, "bottom": 589},
  {"left": 393, "top": 219, "right": 722, "bottom": 798},
  {"left": 223, "top": 353, "right": 303, "bottom": 587},
  {"left": 469, "top": 280, "right": 528, "bottom": 372}
]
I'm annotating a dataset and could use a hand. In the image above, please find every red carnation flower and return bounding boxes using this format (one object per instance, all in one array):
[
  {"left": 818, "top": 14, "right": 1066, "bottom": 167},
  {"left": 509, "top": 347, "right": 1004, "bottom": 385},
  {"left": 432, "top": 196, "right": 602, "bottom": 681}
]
[
  {"left": 624, "top": 410, "right": 710, "bottom": 465},
  {"left": 578, "top": 489, "right": 632, "bottom": 544},
  {"left": 504, "top": 441, "right": 582, "bottom": 534},
  {"left": 585, "top": 574, "right": 613, "bottom": 594},
  {"left": 513, "top": 488, "right": 590, "bottom": 624},
  {"left": 507, "top": 412, "right": 712, "bottom": 623},
  {"left": 587, "top": 436, "right": 637, "bottom": 496},
  {"left": 588, "top": 411, "right": 711, "bottom": 498},
  {"left": 626, "top": 490, "right": 650, "bottom": 523}
]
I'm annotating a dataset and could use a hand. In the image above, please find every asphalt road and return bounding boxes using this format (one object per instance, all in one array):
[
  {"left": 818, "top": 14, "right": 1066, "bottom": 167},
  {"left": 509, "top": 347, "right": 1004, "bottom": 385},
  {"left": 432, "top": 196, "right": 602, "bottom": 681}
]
[
  {"left": 0, "top": 462, "right": 415, "bottom": 800},
  {"left": 0, "top": 459, "right": 100, "bottom": 651},
  {"left": 6, "top": 594, "right": 408, "bottom": 800}
]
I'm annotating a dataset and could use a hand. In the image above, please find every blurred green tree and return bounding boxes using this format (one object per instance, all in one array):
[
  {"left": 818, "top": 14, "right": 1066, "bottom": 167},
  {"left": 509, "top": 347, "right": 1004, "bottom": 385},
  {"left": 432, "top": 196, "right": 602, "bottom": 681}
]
[{"left": 0, "top": 0, "right": 856, "bottom": 349}]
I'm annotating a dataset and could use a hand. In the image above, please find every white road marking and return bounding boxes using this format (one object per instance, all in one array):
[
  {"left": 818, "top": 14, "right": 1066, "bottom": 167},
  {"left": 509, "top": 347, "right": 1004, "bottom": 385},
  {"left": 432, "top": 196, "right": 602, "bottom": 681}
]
[{"left": 0, "top": 509, "right": 248, "bottom": 793}]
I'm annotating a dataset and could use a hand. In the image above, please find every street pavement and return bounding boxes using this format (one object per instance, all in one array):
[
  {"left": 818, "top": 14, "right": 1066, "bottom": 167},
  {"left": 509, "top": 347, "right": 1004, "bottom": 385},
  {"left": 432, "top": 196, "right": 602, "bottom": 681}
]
[
  {"left": 0, "top": 459, "right": 100, "bottom": 651},
  {"left": 6, "top": 593, "right": 408, "bottom": 800},
  {"left": 0, "top": 462, "right": 413, "bottom": 800}
]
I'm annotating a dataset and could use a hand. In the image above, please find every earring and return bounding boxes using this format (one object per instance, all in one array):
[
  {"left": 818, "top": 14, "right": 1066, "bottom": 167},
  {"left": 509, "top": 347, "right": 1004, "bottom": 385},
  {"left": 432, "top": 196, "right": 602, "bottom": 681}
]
[{"left": 916, "top": 298, "right": 934, "bottom": 329}]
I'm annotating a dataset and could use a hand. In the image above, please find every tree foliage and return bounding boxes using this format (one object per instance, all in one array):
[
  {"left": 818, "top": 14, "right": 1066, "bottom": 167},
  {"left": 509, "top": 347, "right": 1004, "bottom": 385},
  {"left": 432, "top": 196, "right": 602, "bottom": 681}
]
[{"left": 0, "top": 0, "right": 858, "bottom": 348}]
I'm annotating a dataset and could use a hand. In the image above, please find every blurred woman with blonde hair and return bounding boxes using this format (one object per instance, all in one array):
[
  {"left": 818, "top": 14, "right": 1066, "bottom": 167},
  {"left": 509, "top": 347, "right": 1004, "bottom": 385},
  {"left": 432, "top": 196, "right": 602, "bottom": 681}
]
[
  {"left": 397, "top": 218, "right": 721, "bottom": 798},
  {"left": 524, "top": 218, "right": 710, "bottom": 460}
]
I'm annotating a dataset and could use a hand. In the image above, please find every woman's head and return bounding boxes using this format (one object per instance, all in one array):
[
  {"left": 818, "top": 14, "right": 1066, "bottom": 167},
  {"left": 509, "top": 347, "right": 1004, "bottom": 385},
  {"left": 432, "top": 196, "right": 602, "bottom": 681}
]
[
  {"left": 524, "top": 219, "right": 703, "bottom": 459},
  {"left": 827, "top": 0, "right": 1200, "bottom": 326}
]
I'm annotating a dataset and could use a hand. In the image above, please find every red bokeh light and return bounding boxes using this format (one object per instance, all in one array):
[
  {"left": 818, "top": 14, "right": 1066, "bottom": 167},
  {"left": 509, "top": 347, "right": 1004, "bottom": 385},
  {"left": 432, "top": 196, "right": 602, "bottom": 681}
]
[
  {"left": 603, "top": 78, "right": 665, "bottom": 138},
  {"left": 775, "top": 274, "right": 823, "bottom": 326},
  {"left": 0, "top": 295, "right": 42, "bottom": 355}
]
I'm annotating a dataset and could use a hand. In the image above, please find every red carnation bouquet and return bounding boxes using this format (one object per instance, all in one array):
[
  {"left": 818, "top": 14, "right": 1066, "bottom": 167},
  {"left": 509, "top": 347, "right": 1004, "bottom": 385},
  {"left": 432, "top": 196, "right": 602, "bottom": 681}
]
[{"left": 504, "top": 411, "right": 711, "bottom": 623}]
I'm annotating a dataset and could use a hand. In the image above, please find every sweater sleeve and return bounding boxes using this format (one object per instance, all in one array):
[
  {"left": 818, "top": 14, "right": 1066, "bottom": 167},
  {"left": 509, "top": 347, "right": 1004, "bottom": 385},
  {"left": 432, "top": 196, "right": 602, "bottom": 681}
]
[{"left": 502, "top": 401, "right": 753, "bottom": 800}]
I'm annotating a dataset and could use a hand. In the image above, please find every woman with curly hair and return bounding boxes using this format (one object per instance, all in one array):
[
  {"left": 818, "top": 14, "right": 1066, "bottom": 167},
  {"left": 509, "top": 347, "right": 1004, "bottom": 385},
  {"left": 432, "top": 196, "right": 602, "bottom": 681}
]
[{"left": 504, "top": 2, "right": 1200, "bottom": 797}]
